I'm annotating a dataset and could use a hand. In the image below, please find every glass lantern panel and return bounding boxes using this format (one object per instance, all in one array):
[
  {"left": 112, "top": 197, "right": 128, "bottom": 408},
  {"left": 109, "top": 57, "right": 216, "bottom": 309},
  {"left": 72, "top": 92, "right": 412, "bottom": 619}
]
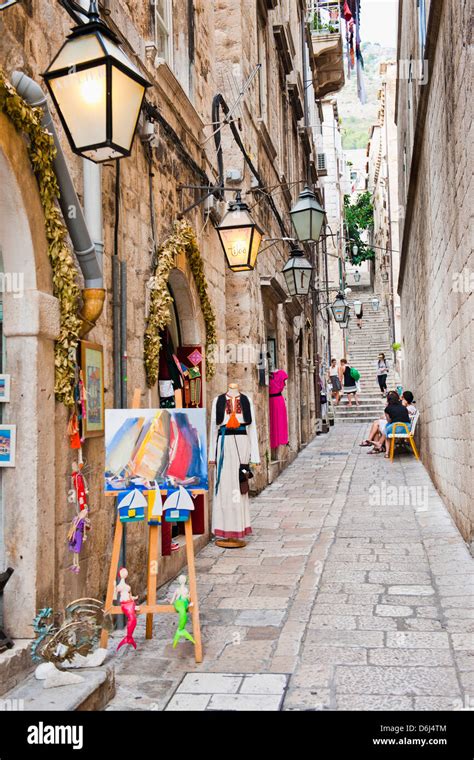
[
  {"left": 219, "top": 226, "right": 252, "bottom": 269},
  {"left": 112, "top": 66, "right": 146, "bottom": 151},
  {"left": 284, "top": 270, "right": 297, "bottom": 296},
  {"left": 297, "top": 268, "right": 312, "bottom": 294},
  {"left": 47, "top": 35, "right": 105, "bottom": 72},
  {"left": 310, "top": 208, "right": 324, "bottom": 241},
  {"left": 291, "top": 209, "right": 312, "bottom": 243},
  {"left": 49, "top": 64, "right": 107, "bottom": 149},
  {"left": 249, "top": 228, "right": 262, "bottom": 269},
  {"left": 101, "top": 37, "right": 144, "bottom": 78}
]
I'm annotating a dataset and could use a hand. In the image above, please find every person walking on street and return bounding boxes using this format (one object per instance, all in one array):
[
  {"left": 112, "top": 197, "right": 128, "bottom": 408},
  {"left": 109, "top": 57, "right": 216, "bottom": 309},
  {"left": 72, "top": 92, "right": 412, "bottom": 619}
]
[
  {"left": 354, "top": 300, "right": 363, "bottom": 329},
  {"left": 328, "top": 358, "right": 342, "bottom": 406},
  {"left": 376, "top": 353, "right": 389, "bottom": 397},
  {"left": 340, "top": 359, "right": 360, "bottom": 407}
]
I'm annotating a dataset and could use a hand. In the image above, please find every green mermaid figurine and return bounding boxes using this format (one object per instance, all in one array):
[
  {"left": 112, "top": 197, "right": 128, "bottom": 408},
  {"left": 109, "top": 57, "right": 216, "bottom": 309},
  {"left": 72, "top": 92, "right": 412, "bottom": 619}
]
[{"left": 171, "top": 575, "right": 195, "bottom": 648}]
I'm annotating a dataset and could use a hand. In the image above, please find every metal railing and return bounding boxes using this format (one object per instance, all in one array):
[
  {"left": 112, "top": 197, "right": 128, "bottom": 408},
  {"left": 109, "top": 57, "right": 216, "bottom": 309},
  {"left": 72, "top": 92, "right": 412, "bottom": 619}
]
[{"left": 307, "top": 0, "right": 342, "bottom": 36}]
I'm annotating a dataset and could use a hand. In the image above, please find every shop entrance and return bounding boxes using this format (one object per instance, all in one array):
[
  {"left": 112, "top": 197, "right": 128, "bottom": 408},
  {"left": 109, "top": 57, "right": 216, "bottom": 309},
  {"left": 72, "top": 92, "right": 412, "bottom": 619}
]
[{"left": 156, "top": 268, "right": 207, "bottom": 554}]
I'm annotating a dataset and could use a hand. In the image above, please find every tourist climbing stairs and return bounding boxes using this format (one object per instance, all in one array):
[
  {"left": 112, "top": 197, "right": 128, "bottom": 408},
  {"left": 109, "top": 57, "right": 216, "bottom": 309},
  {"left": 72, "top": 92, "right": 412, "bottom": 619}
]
[{"left": 334, "top": 293, "right": 401, "bottom": 424}]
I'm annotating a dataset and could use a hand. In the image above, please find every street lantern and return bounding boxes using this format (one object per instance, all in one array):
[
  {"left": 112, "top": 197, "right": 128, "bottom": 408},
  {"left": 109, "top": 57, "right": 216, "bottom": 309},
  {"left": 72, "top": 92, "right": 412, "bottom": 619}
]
[
  {"left": 282, "top": 249, "right": 313, "bottom": 296},
  {"left": 353, "top": 270, "right": 361, "bottom": 283},
  {"left": 216, "top": 193, "right": 263, "bottom": 272},
  {"left": 352, "top": 244, "right": 358, "bottom": 257},
  {"left": 371, "top": 297, "right": 380, "bottom": 312},
  {"left": 330, "top": 292, "right": 350, "bottom": 324},
  {"left": 43, "top": 1, "right": 150, "bottom": 162},
  {"left": 290, "top": 186, "right": 325, "bottom": 243}
]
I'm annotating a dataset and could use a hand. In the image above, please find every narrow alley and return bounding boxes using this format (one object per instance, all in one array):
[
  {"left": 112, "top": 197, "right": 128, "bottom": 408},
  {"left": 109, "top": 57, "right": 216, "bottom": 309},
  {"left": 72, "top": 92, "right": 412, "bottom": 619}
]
[{"left": 106, "top": 425, "right": 473, "bottom": 711}]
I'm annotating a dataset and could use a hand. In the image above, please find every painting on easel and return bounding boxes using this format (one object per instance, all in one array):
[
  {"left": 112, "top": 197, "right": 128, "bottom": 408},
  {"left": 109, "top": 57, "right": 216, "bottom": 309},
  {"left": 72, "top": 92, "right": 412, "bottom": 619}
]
[{"left": 104, "top": 408, "right": 208, "bottom": 494}]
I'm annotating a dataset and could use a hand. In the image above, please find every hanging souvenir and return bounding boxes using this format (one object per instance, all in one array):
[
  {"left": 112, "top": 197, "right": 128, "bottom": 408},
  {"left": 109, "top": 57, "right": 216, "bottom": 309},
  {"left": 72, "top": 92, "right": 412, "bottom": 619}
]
[
  {"left": 187, "top": 366, "right": 201, "bottom": 407},
  {"left": 67, "top": 506, "right": 91, "bottom": 574},
  {"left": 159, "top": 379, "right": 175, "bottom": 409},
  {"left": 71, "top": 461, "right": 88, "bottom": 509},
  {"left": 67, "top": 413, "right": 81, "bottom": 449},
  {"left": 186, "top": 348, "right": 203, "bottom": 367}
]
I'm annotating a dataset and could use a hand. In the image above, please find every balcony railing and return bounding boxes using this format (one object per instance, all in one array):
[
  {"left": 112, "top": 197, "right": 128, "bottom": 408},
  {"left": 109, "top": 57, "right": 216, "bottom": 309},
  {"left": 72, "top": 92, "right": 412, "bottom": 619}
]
[{"left": 307, "top": 0, "right": 342, "bottom": 36}]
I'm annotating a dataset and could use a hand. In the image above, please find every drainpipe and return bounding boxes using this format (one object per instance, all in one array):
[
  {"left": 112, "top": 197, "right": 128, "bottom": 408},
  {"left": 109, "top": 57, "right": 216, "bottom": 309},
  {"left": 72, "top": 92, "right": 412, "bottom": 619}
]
[{"left": 10, "top": 72, "right": 105, "bottom": 334}]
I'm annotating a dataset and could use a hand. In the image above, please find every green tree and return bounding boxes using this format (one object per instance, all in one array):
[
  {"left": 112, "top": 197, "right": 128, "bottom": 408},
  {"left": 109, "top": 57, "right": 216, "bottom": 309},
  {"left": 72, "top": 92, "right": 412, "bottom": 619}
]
[{"left": 344, "top": 191, "right": 375, "bottom": 264}]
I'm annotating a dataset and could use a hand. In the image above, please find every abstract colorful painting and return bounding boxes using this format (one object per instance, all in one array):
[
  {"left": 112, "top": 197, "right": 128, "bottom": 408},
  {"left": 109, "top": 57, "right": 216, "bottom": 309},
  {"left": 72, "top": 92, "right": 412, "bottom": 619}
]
[{"left": 104, "top": 409, "right": 208, "bottom": 494}]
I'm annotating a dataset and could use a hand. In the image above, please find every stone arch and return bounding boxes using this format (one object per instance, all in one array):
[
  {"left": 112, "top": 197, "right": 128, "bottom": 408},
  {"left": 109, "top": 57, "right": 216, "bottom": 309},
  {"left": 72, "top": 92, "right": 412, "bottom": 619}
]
[
  {"left": 0, "top": 112, "right": 59, "bottom": 637},
  {"left": 168, "top": 262, "right": 205, "bottom": 347}
]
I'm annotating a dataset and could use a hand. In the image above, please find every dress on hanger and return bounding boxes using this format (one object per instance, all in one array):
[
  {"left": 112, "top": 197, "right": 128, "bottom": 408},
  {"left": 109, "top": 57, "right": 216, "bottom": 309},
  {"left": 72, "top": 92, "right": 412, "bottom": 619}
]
[
  {"left": 209, "top": 393, "right": 260, "bottom": 539},
  {"left": 269, "top": 370, "right": 289, "bottom": 448}
]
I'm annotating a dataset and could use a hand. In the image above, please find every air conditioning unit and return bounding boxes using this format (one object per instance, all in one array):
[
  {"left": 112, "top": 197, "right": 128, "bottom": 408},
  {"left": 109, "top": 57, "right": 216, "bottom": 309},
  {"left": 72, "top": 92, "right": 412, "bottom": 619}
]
[{"left": 317, "top": 153, "right": 328, "bottom": 175}]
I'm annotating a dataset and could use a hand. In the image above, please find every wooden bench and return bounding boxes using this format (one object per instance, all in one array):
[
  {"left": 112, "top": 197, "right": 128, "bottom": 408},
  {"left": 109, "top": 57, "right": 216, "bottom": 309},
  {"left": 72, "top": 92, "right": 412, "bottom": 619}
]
[{"left": 387, "top": 411, "right": 420, "bottom": 461}]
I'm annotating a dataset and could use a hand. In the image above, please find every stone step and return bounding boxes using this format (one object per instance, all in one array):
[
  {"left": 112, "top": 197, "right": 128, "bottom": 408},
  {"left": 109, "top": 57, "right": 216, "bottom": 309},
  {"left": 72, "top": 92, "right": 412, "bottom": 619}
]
[{"left": 1, "top": 662, "right": 115, "bottom": 711}]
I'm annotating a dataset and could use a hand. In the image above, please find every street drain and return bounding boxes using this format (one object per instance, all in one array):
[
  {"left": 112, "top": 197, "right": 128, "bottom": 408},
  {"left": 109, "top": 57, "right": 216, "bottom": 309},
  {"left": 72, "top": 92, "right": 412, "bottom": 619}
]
[{"left": 320, "top": 451, "right": 349, "bottom": 456}]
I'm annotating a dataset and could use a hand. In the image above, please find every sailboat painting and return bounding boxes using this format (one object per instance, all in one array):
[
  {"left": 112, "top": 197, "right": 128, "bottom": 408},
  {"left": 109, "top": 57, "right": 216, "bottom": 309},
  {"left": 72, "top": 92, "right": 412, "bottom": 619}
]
[{"left": 105, "top": 408, "right": 208, "bottom": 494}]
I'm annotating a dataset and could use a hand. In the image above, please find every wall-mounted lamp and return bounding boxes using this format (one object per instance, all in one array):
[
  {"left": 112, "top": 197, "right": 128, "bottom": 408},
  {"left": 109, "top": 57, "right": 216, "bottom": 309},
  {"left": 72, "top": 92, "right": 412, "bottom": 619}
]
[
  {"left": 330, "top": 292, "right": 350, "bottom": 325},
  {"left": 43, "top": 1, "right": 150, "bottom": 162},
  {"left": 290, "top": 186, "right": 325, "bottom": 243},
  {"left": 216, "top": 192, "right": 263, "bottom": 272},
  {"left": 282, "top": 249, "right": 313, "bottom": 296}
]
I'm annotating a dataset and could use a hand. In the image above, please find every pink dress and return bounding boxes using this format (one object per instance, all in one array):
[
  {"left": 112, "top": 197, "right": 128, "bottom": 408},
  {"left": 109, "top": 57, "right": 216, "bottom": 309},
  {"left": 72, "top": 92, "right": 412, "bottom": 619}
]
[{"left": 269, "top": 370, "right": 289, "bottom": 448}]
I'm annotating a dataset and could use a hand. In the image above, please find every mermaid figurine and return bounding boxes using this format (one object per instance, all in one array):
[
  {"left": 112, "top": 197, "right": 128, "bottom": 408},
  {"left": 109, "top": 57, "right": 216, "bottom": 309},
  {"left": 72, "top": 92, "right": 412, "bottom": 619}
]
[
  {"left": 170, "top": 575, "right": 195, "bottom": 648},
  {"left": 114, "top": 568, "right": 140, "bottom": 651}
]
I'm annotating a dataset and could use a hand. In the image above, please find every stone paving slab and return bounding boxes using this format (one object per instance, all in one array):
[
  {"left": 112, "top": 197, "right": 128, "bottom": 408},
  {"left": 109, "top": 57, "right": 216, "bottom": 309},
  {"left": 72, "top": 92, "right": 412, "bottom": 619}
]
[{"left": 105, "top": 425, "right": 473, "bottom": 712}]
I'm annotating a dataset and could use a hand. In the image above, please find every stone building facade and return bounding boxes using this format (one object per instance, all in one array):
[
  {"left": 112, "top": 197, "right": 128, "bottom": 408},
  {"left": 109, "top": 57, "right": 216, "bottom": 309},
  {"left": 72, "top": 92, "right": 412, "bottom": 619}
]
[
  {"left": 0, "top": 0, "right": 330, "bottom": 646},
  {"left": 395, "top": 0, "right": 473, "bottom": 547},
  {"left": 366, "top": 61, "right": 401, "bottom": 357}
]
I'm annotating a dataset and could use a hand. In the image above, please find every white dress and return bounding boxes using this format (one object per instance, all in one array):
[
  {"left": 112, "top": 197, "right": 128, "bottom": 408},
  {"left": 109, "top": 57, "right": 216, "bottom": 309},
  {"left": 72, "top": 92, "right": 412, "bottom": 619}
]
[{"left": 208, "top": 393, "right": 260, "bottom": 539}]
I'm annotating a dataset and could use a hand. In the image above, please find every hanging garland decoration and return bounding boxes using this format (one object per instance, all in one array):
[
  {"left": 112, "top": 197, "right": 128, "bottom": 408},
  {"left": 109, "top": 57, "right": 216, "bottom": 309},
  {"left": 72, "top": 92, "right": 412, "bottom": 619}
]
[
  {"left": 0, "top": 70, "right": 82, "bottom": 407},
  {"left": 144, "top": 219, "right": 217, "bottom": 387}
]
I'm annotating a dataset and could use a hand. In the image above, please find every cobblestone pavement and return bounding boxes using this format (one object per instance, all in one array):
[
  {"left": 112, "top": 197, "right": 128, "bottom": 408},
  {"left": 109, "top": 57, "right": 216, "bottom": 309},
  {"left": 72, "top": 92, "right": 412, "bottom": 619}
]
[{"left": 105, "top": 425, "right": 474, "bottom": 711}]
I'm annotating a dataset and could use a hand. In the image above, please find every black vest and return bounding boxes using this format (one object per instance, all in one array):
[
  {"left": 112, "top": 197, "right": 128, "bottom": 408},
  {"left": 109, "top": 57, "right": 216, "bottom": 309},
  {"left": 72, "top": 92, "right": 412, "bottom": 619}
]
[{"left": 216, "top": 393, "right": 252, "bottom": 425}]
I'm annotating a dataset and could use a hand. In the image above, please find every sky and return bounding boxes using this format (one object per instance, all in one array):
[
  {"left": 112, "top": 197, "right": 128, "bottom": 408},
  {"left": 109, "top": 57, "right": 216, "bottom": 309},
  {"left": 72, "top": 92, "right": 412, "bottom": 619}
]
[{"left": 360, "top": 0, "right": 398, "bottom": 49}]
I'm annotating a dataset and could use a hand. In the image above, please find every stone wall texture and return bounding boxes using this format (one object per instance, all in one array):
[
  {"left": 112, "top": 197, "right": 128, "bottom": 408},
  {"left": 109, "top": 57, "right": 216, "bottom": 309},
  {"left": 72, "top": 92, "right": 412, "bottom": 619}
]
[{"left": 396, "top": 0, "right": 473, "bottom": 546}]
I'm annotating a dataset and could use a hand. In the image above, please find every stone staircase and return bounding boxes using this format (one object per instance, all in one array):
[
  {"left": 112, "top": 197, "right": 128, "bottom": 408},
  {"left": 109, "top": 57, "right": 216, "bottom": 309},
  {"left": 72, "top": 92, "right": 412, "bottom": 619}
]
[{"left": 334, "top": 295, "right": 400, "bottom": 425}]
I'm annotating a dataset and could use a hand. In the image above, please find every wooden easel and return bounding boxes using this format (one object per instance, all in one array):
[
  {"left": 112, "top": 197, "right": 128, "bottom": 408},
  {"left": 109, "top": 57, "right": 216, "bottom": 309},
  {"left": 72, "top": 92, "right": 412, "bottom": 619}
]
[{"left": 100, "top": 389, "right": 203, "bottom": 662}]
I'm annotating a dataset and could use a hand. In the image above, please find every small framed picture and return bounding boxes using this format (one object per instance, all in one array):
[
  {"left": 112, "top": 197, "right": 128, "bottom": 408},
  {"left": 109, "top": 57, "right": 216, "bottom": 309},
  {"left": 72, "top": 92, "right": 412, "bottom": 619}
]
[
  {"left": 0, "top": 425, "right": 16, "bottom": 467},
  {"left": 0, "top": 375, "right": 10, "bottom": 402},
  {"left": 80, "top": 341, "right": 105, "bottom": 438}
]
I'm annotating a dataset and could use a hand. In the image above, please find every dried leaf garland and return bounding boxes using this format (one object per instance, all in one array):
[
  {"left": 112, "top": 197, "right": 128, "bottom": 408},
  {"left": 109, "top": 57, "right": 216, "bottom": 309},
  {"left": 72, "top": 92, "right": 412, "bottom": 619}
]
[
  {"left": 0, "top": 69, "right": 81, "bottom": 407},
  {"left": 144, "top": 219, "right": 217, "bottom": 387}
]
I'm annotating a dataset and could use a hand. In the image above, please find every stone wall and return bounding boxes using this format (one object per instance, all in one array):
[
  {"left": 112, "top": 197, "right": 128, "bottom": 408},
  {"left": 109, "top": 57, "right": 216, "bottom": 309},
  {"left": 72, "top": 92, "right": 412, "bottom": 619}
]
[{"left": 396, "top": 0, "right": 473, "bottom": 546}]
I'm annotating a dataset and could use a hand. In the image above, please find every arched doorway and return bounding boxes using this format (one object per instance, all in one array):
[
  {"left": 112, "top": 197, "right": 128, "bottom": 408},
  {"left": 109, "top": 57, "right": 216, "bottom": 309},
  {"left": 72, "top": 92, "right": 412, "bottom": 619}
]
[
  {"left": 0, "top": 113, "right": 59, "bottom": 638},
  {"left": 156, "top": 265, "right": 208, "bottom": 553}
]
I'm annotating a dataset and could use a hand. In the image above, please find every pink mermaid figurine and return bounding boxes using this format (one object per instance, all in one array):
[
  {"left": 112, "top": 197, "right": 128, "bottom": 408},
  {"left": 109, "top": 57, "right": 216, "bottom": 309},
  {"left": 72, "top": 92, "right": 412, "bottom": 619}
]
[{"left": 114, "top": 567, "right": 139, "bottom": 651}]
